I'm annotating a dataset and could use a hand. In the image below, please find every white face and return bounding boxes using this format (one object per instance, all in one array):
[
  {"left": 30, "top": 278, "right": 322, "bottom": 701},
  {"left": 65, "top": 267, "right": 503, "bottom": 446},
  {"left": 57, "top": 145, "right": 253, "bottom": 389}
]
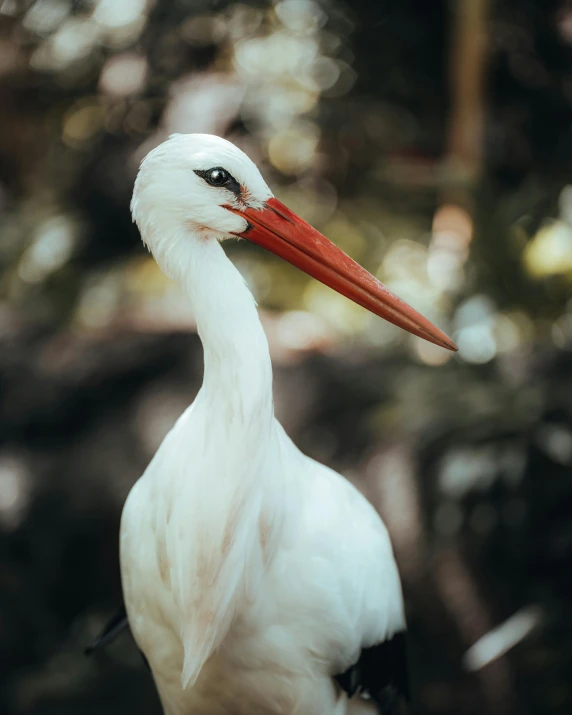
[{"left": 131, "top": 134, "right": 273, "bottom": 267}]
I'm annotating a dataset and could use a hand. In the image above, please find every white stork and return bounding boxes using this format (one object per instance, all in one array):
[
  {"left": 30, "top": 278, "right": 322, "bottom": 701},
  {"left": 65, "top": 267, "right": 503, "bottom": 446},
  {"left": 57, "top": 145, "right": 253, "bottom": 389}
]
[{"left": 97, "top": 134, "right": 457, "bottom": 715}]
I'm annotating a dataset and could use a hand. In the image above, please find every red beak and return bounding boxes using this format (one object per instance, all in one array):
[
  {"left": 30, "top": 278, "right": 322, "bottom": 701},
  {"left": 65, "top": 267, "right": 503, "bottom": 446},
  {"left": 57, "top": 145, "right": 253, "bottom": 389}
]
[{"left": 229, "top": 197, "right": 457, "bottom": 351}]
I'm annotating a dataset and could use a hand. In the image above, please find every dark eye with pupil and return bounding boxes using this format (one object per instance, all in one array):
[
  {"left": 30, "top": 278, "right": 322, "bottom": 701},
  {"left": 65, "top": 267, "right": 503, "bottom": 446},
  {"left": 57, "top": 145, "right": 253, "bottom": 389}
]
[
  {"left": 207, "top": 168, "right": 229, "bottom": 186},
  {"left": 194, "top": 166, "right": 241, "bottom": 196}
]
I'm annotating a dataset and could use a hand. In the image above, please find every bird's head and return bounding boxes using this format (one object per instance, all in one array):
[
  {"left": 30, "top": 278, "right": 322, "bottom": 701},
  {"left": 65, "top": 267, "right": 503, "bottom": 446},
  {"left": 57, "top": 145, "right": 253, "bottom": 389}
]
[
  {"left": 132, "top": 133, "right": 457, "bottom": 351},
  {"left": 131, "top": 133, "right": 271, "bottom": 244}
]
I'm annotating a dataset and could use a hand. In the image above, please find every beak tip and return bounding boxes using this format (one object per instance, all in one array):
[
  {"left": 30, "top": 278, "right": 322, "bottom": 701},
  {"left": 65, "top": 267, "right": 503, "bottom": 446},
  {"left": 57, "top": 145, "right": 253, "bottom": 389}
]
[
  {"left": 417, "top": 324, "right": 457, "bottom": 353},
  {"left": 437, "top": 335, "right": 458, "bottom": 352},
  {"left": 423, "top": 329, "right": 458, "bottom": 352}
]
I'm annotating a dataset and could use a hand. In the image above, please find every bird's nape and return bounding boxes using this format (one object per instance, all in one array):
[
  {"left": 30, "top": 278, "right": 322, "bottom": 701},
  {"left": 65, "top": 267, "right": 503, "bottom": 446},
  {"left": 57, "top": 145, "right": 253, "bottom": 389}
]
[{"left": 228, "top": 198, "right": 457, "bottom": 352}]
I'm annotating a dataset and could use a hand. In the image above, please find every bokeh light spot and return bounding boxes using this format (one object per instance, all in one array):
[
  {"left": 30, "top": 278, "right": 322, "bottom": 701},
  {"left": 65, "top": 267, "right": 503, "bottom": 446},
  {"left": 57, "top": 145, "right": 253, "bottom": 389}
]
[{"left": 99, "top": 53, "right": 147, "bottom": 97}]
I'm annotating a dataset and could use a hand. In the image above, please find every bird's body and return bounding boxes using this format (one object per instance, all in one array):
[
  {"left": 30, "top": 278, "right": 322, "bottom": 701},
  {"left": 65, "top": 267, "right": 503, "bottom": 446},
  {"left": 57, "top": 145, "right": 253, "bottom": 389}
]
[
  {"left": 122, "top": 422, "right": 403, "bottom": 715},
  {"left": 119, "top": 134, "right": 455, "bottom": 714}
]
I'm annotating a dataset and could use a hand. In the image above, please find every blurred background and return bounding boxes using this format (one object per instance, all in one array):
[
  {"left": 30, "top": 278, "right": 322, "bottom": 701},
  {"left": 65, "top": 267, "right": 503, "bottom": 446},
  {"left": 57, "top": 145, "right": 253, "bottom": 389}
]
[{"left": 0, "top": 0, "right": 571, "bottom": 713}]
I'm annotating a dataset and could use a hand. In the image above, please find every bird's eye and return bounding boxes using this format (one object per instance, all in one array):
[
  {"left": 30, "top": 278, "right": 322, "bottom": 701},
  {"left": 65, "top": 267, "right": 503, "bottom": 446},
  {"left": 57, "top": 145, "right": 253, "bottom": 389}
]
[
  {"left": 194, "top": 167, "right": 241, "bottom": 196},
  {"left": 206, "top": 168, "right": 229, "bottom": 187}
]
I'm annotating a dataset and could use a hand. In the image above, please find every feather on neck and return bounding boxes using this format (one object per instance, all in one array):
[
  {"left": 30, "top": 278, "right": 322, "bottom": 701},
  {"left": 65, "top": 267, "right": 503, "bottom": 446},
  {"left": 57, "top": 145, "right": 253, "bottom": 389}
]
[{"left": 144, "top": 226, "right": 276, "bottom": 686}]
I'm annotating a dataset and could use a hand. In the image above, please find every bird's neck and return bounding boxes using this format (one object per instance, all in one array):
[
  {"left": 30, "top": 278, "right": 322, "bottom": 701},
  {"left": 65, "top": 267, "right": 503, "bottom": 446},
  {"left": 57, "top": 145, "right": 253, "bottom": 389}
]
[
  {"left": 176, "top": 233, "right": 274, "bottom": 426},
  {"left": 139, "top": 229, "right": 281, "bottom": 686}
]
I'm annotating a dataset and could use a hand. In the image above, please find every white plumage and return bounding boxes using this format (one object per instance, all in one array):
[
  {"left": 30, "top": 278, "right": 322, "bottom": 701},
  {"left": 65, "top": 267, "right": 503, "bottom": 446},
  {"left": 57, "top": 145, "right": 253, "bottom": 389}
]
[{"left": 119, "top": 134, "right": 455, "bottom": 715}]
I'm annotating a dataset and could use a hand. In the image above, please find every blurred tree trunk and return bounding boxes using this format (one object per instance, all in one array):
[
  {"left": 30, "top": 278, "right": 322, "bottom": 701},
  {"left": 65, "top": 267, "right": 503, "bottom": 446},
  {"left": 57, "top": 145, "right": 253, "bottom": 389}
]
[
  {"left": 434, "top": 4, "right": 518, "bottom": 715},
  {"left": 446, "top": 0, "right": 490, "bottom": 188}
]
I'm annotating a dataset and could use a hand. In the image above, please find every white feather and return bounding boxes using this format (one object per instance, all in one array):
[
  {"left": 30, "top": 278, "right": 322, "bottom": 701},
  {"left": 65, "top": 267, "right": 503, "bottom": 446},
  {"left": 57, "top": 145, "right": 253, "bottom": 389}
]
[{"left": 120, "top": 134, "right": 405, "bottom": 715}]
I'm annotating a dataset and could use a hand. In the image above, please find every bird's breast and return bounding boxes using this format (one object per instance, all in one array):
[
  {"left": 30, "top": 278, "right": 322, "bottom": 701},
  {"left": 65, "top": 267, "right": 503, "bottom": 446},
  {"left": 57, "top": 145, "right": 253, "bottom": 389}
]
[{"left": 119, "top": 418, "right": 401, "bottom": 715}]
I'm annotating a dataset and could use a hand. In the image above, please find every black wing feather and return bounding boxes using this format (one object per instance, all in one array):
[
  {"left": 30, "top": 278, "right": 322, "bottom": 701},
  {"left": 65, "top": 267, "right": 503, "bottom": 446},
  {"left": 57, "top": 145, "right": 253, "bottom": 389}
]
[
  {"left": 84, "top": 603, "right": 150, "bottom": 671},
  {"left": 84, "top": 605, "right": 129, "bottom": 655},
  {"left": 335, "top": 631, "right": 409, "bottom": 714}
]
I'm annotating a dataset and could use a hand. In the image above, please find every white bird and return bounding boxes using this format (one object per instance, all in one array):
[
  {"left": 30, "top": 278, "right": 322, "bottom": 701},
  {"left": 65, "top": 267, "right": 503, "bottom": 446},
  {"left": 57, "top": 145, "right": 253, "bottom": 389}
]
[{"left": 113, "top": 134, "right": 456, "bottom": 715}]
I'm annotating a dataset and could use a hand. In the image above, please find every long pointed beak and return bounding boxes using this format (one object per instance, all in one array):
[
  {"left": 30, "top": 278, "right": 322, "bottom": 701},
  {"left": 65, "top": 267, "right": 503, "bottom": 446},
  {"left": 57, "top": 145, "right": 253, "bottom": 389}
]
[{"left": 229, "top": 197, "right": 457, "bottom": 351}]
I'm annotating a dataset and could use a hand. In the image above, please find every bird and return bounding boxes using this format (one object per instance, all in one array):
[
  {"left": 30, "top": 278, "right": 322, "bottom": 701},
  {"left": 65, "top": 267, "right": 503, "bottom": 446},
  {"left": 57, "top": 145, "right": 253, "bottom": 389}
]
[{"left": 114, "top": 133, "right": 457, "bottom": 715}]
